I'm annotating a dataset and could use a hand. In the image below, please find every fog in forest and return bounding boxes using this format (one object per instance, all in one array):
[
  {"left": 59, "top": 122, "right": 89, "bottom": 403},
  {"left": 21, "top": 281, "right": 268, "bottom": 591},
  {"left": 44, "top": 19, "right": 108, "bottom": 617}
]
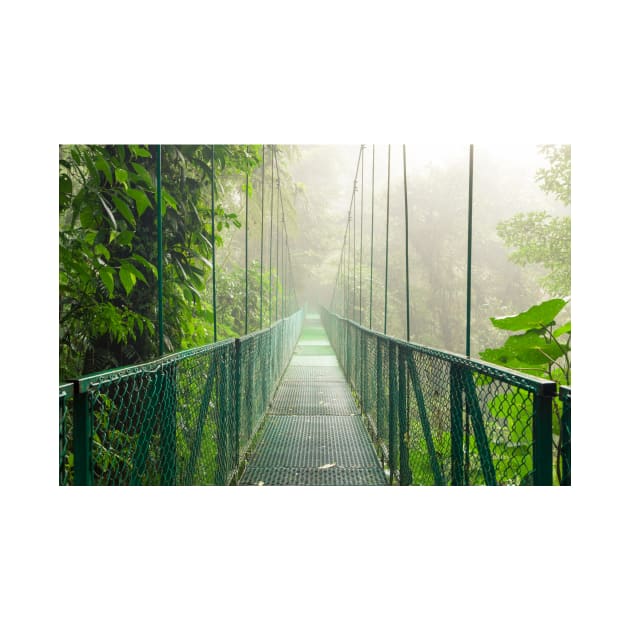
[{"left": 284, "top": 144, "right": 569, "bottom": 357}]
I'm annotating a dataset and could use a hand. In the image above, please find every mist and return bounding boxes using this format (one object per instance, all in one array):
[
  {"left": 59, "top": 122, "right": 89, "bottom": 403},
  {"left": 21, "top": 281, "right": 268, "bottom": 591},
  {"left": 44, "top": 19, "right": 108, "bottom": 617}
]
[{"left": 286, "top": 144, "right": 569, "bottom": 357}]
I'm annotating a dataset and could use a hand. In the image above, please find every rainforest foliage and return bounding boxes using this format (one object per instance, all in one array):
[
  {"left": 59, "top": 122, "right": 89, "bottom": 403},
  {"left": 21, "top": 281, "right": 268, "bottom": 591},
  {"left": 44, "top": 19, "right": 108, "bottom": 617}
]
[{"left": 59, "top": 144, "right": 295, "bottom": 382}]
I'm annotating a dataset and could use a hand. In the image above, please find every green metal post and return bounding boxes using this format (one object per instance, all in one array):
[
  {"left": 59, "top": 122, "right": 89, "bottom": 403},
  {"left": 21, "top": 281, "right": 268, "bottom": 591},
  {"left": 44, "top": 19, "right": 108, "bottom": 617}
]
[
  {"left": 533, "top": 386, "right": 555, "bottom": 485},
  {"left": 216, "top": 348, "right": 229, "bottom": 485},
  {"left": 449, "top": 365, "right": 464, "bottom": 485},
  {"left": 211, "top": 145, "right": 218, "bottom": 343},
  {"left": 73, "top": 385, "right": 93, "bottom": 486},
  {"left": 232, "top": 339, "right": 242, "bottom": 472},
  {"left": 465, "top": 144, "right": 474, "bottom": 483},
  {"left": 376, "top": 339, "right": 384, "bottom": 441},
  {"left": 159, "top": 365, "right": 177, "bottom": 485},
  {"left": 156, "top": 144, "right": 164, "bottom": 356},
  {"left": 560, "top": 386, "right": 571, "bottom": 485},
  {"left": 388, "top": 339, "right": 398, "bottom": 482},
  {"left": 398, "top": 345, "right": 411, "bottom": 485}
]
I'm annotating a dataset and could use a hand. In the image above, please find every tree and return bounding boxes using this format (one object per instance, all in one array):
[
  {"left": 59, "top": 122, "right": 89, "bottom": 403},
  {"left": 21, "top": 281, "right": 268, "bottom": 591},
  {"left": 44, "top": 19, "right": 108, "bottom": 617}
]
[
  {"left": 59, "top": 144, "right": 261, "bottom": 381},
  {"left": 496, "top": 144, "right": 571, "bottom": 297}
]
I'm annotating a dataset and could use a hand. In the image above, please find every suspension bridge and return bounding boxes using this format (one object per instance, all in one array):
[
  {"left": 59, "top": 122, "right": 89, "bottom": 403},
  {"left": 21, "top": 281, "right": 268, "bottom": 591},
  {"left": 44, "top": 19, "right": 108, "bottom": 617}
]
[{"left": 59, "top": 145, "right": 571, "bottom": 486}]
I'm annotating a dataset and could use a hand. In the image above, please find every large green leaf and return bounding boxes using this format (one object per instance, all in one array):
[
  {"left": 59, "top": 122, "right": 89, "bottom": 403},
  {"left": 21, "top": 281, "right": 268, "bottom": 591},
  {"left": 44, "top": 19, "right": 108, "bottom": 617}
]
[
  {"left": 119, "top": 266, "right": 136, "bottom": 295},
  {"left": 490, "top": 298, "right": 567, "bottom": 331},
  {"left": 127, "top": 188, "right": 152, "bottom": 217},
  {"left": 503, "top": 330, "right": 569, "bottom": 365}
]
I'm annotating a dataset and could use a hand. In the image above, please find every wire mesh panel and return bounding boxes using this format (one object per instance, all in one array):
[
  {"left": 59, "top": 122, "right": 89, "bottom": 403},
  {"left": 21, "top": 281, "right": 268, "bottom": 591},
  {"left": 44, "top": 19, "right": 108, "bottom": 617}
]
[
  {"left": 61, "top": 309, "right": 304, "bottom": 485},
  {"left": 321, "top": 308, "right": 558, "bottom": 486},
  {"left": 59, "top": 384, "right": 73, "bottom": 485}
]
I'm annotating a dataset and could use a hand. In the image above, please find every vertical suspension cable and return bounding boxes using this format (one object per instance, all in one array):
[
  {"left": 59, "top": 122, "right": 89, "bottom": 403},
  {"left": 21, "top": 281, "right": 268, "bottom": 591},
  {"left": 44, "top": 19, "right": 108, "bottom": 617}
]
[
  {"left": 384, "top": 144, "right": 391, "bottom": 335},
  {"left": 466, "top": 144, "right": 474, "bottom": 357},
  {"left": 269, "top": 145, "right": 275, "bottom": 326},
  {"left": 369, "top": 144, "right": 375, "bottom": 329},
  {"left": 245, "top": 145, "right": 249, "bottom": 335},
  {"left": 359, "top": 145, "right": 365, "bottom": 326},
  {"left": 211, "top": 144, "right": 218, "bottom": 343},
  {"left": 403, "top": 144, "right": 410, "bottom": 342},
  {"left": 275, "top": 155, "right": 280, "bottom": 321},
  {"left": 156, "top": 144, "right": 164, "bottom": 356},
  {"left": 352, "top": 177, "right": 356, "bottom": 321},
  {"left": 260, "top": 145, "right": 265, "bottom": 330}
]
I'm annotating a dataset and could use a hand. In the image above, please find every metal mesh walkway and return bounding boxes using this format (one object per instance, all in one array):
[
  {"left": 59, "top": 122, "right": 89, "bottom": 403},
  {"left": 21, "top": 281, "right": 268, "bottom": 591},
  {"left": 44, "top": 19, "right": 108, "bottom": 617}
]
[{"left": 239, "top": 313, "right": 387, "bottom": 486}]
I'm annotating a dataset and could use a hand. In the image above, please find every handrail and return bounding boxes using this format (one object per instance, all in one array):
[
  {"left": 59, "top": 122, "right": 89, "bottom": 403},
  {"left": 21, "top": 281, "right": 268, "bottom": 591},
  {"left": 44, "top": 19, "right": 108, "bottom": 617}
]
[
  {"left": 59, "top": 309, "right": 304, "bottom": 485},
  {"left": 321, "top": 307, "right": 562, "bottom": 486}
]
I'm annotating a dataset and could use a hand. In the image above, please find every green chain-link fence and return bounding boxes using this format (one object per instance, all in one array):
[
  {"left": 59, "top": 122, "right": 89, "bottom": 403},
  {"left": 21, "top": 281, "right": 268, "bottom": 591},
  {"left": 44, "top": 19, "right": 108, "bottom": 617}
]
[
  {"left": 321, "top": 308, "right": 568, "bottom": 486},
  {"left": 59, "top": 309, "right": 303, "bottom": 485}
]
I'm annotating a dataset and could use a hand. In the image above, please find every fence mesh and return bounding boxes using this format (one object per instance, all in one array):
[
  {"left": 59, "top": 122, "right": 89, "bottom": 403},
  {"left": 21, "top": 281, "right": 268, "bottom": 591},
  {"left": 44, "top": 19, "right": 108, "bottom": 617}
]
[
  {"left": 322, "top": 308, "right": 559, "bottom": 486},
  {"left": 60, "top": 309, "right": 303, "bottom": 485}
]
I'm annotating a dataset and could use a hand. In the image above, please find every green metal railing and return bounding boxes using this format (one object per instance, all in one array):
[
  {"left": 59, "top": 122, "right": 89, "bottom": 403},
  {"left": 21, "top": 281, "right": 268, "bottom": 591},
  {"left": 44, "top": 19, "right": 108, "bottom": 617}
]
[
  {"left": 322, "top": 308, "right": 562, "bottom": 486},
  {"left": 559, "top": 386, "right": 571, "bottom": 486},
  {"left": 59, "top": 309, "right": 303, "bottom": 486}
]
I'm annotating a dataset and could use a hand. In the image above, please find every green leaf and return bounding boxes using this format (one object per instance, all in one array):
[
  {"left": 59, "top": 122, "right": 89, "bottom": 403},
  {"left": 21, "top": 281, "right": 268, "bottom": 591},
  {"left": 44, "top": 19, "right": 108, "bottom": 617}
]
[
  {"left": 116, "top": 230, "right": 135, "bottom": 246},
  {"left": 128, "top": 188, "right": 152, "bottom": 217},
  {"left": 99, "top": 267, "right": 115, "bottom": 297},
  {"left": 95, "top": 156, "right": 113, "bottom": 185},
  {"left": 112, "top": 195, "right": 136, "bottom": 227},
  {"left": 131, "top": 162, "right": 153, "bottom": 187},
  {"left": 115, "top": 167, "right": 129, "bottom": 186},
  {"left": 490, "top": 298, "right": 567, "bottom": 331},
  {"left": 94, "top": 244, "right": 110, "bottom": 261},
  {"left": 162, "top": 189, "right": 178, "bottom": 211},
  {"left": 122, "top": 261, "right": 147, "bottom": 285},
  {"left": 129, "top": 145, "right": 151, "bottom": 158},
  {"left": 131, "top": 253, "right": 157, "bottom": 277},
  {"left": 554, "top": 321, "right": 571, "bottom": 337},
  {"left": 119, "top": 266, "right": 136, "bottom": 294}
]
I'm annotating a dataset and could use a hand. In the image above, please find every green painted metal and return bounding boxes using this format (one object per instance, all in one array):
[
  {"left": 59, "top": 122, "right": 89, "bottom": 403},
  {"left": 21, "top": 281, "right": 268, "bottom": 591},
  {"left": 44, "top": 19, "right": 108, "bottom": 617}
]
[
  {"left": 449, "top": 365, "right": 464, "bottom": 486},
  {"left": 73, "top": 384, "right": 93, "bottom": 486},
  {"left": 384, "top": 144, "right": 391, "bottom": 334},
  {"left": 466, "top": 144, "right": 474, "bottom": 358},
  {"left": 156, "top": 144, "right": 164, "bottom": 356},
  {"left": 559, "top": 386, "right": 571, "bottom": 485},
  {"left": 359, "top": 145, "right": 365, "bottom": 325},
  {"left": 406, "top": 352, "right": 445, "bottom": 485},
  {"left": 403, "top": 144, "right": 410, "bottom": 342},
  {"left": 398, "top": 345, "right": 411, "bottom": 485},
  {"left": 533, "top": 386, "right": 554, "bottom": 485},
  {"left": 387, "top": 339, "right": 398, "bottom": 482},
  {"left": 369, "top": 144, "right": 375, "bottom": 329},
  {"left": 211, "top": 145, "right": 218, "bottom": 343},
  {"left": 245, "top": 146, "right": 249, "bottom": 335},
  {"left": 269, "top": 146, "right": 274, "bottom": 327},
  {"left": 260, "top": 145, "right": 265, "bottom": 331},
  {"left": 322, "top": 308, "right": 558, "bottom": 486},
  {"left": 60, "top": 309, "right": 304, "bottom": 485}
]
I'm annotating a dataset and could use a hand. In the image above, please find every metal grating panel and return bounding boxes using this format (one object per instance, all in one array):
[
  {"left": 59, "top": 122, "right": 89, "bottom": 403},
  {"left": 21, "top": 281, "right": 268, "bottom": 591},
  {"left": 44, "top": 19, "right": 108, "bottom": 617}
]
[
  {"left": 271, "top": 382, "right": 359, "bottom": 415},
  {"left": 239, "top": 415, "right": 386, "bottom": 485},
  {"left": 283, "top": 366, "right": 346, "bottom": 383},
  {"left": 240, "top": 467, "right": 387, "bottom": 486},
  {"left": 289, "top": 355, "right": 341, "bottom": 367}
]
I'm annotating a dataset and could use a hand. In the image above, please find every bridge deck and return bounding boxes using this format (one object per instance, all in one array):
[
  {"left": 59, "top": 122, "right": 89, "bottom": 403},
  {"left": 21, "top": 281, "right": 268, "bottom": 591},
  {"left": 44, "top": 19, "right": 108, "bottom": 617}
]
[{"left": 239, "top": 313, "right": 387, "bottom": 485}]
